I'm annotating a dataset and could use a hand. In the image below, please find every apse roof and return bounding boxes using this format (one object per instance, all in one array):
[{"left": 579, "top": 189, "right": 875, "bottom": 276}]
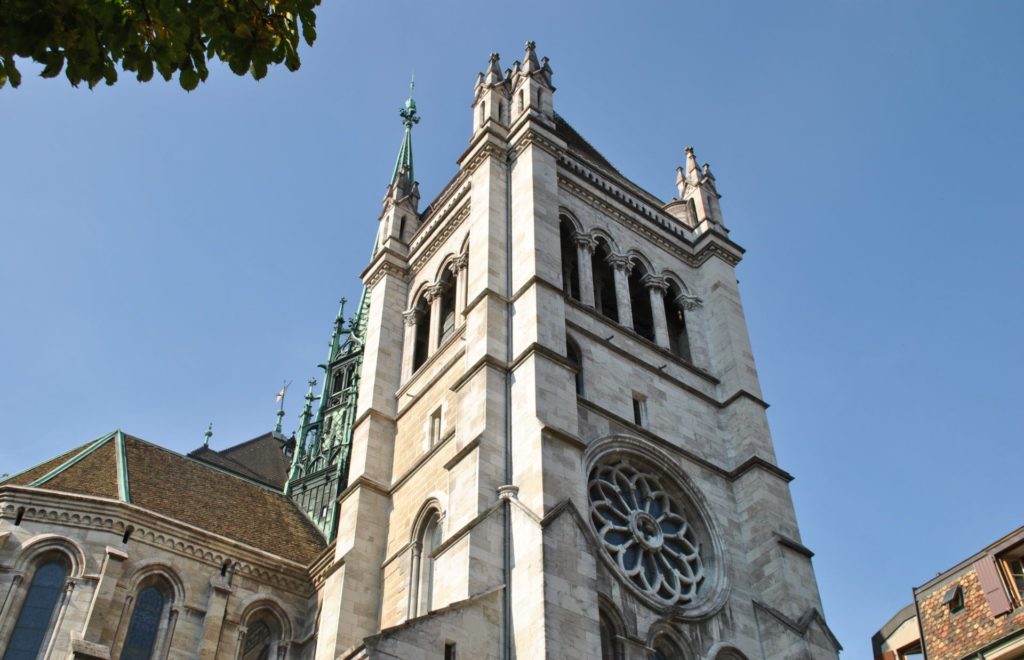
[{"left": 1, "top": 431, "right": 326, "bottom": 564}]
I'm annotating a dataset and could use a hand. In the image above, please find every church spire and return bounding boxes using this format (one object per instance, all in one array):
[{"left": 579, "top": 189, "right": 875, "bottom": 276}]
[{"left": 391, "top": 77, "right": 420, "bottom": 186}]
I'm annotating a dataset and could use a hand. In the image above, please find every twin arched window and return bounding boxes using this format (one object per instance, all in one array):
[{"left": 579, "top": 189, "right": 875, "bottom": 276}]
[{"left": 3, "top": 556, "right": 69, "bottom": 660}]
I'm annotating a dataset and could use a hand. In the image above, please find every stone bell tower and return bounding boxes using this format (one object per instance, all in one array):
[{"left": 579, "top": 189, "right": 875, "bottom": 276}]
[{"left": 311, "top": 42, "right": 840, "bottom": 660}]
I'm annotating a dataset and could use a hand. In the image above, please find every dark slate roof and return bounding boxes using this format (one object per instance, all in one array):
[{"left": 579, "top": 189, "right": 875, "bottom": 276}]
[
  {"left": 188, "top": 432, "right": 292, "bottom": 490},
  {"left": 553, "top": 113, "right": 621, "bottom": 176},
  {"left": 0, "top": 432, "right": 325, "bottom": 564}
]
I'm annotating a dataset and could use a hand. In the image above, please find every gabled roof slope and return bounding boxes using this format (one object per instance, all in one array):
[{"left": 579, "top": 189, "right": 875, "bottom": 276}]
[
  {"left": 1, "top": 432, "right": 325, "bottom": 564},
  {"left": 554, "top": 113, "right": 621, "bottom": 176},
  {"left": 189, "top": 432, "right": 291, "bottom": 490}
]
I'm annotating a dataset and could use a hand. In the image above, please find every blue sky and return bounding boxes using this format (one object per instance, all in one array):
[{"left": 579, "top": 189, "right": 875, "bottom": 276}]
[{"left": 2, "top": 1, "right": 1022, "bottom": 655}]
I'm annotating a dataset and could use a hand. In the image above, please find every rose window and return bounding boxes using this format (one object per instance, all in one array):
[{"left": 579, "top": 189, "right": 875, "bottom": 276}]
[{"left": 588, "top": 459, "right": 705, "bottom": 605}]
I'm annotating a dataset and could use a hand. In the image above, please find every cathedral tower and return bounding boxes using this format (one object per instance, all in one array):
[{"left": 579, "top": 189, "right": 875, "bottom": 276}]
[{"left": 312, "top": 43, "right": 840, "bottom": 660}]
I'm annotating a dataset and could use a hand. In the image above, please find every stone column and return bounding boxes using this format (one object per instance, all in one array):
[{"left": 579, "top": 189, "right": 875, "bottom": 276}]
[
  {"left": 608, "top": 255, "right": 634, "bottom": 329},
  {"left": 401, "top": 309, "right": 420, "bottom": 382},
  {"left": 643, "top": 275, "right": 670, "bottom": 349},
  {"left": 425, "top": 284, "right": 443, "bottom": 351},
  {"left": 676, "top": 292, "right": 706, "bottom": 367},
  {"left": 573, "top": 233, "right": 596, "bottom": 307},
  {"left": 449, "top": 254, "right": 469, "bottom": 322}
]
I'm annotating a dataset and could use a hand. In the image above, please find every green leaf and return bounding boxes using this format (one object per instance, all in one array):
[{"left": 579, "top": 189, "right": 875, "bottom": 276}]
[
  {"left": 40, "top": 53, "right": 65, "bottom": 78},
  {"left": 179, "top": 68, "right": 199, "bottom": 91}
]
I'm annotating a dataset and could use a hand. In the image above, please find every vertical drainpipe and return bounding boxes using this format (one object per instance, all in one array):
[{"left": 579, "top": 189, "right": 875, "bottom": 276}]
[{"left": 502, "top": 146, "right": 516, "bottom": 660}]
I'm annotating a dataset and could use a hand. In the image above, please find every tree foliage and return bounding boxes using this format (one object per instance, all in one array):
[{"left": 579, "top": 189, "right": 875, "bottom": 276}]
[{"left": 0, "top": 0, "right": 319, "bottom": 90}]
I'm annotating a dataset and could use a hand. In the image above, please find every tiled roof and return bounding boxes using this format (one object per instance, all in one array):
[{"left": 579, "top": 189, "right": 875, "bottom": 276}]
[
  {"left": 0, "top": 432, "right": 325, "bottom": 564},
  {"left": 189, "top": 432, "right": 292, "bottom": 490}
]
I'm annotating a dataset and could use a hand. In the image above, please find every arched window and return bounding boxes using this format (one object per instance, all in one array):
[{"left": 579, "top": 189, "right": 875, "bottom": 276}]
[
  {"left": 598, "top": 601, "right": 623, "bottom": 660},
  {"left": 650, "top": 634, "right": 686, "bottom": 660},
  {"left": 240, "top": 611, "right": 283, "bottom": 660},
  {"left": 559, "top": 218, "right": 580, "bottom": 301},
  {"left": 412, "top": 294, "right": 431, "bottom": 372},
  {"left": 121, "top": 585, "right": 166, "bottom": 660},
  {"left": 664, "top": 282, "right": 692, "bottom": 363},
  {"left": 437, "top": 270, "right": 456, "bottom": 346},
  {"left": 566, "top": 337, "right": 583, "bottom": 396},
  {"left": 410, "top": 509, "right": 442, "bottom": 617},
  {"left": 591, "top": 239, "right": 618, "bottom": 322},
  {"left": 628, "top": 261, "right": 655, "bottom": 342},
  {"left": 3, "top": 556, "right": 69, "bottom": 660}
]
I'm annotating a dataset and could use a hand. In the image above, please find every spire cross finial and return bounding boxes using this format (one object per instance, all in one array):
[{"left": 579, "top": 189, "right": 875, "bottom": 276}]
[
  {"left": 203, "top": 422, "right": 213, "bottom": 447},
  {"left": 275, "top": 380, "right": 291, "bottom": 434}
]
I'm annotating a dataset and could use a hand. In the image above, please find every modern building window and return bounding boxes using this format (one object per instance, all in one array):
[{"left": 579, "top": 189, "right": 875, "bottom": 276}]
[
  {"left": 559, "top": 217, "right": 580, "bottom": 301},
  {"left": 121, "top": 585, "right": 167, "bottom": 660},
  {"left": 942, "top": 584, "right": 964, "bottom": 613},
  {"left": 628, "top": 263, "right": 655, "bottom": 342},
  {"left": 3, "top": 557, "right": 68, "bottom": 660},
  {"left": 438, "top": 271, "right": 456, "bottom": 345},
  {"left": 1000, "top": 546, "right": 1024, "bottom": 605},
  {"left": 412, "top": 296, "right": 431, "bottom": 372},
  {"left": 664, "top": 282, "right": 692, "bottom": 363},
  {"left": 592, "top": 239, "right": 618, "bottom": 322}
]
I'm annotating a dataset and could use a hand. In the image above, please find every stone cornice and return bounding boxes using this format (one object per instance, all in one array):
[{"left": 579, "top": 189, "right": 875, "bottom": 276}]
[
  {"left": 558, "top": 173, "right": 744, "bottom": 268},
  {"left": 409, "top": 202, "right": 471, "bottom": 276},
  {"left": 361, "top": 249, "right": 408, "bottom": 289},
  {"left": 509, "top": 125, "right": 565, "bottom": 161},
  {"left": 0, "top": 488, "right": 313, "bottom": 596}
]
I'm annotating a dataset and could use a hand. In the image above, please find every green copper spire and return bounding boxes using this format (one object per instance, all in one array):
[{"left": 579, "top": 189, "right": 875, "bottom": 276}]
[{"left": 391, "top": 77, "right": 419, "bottom": 185}]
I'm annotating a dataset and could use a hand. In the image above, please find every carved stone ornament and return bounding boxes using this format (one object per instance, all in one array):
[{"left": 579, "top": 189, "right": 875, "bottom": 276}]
[
  {"left": 447, "top": 254, "right": 469, "bottom": 274},
  {"left": 641, "top": 275, "right": 669, "bottom": 294},
  {"left": 589, "top": 458, "right": 705, "bottom": 607},
  {"left": 423, "top": 284, "right": 444, "bottom": 303},
  {"left": 403, "top": 309, "right": 421, "bottom": 326},
  {"left": 606, "top": 254, "right": 634, "bottom": 276},
  {"left": 675, "top": 293, "right": 703, "bottom": 311},
  {"left": 572, "top": 232, "right": 597, "bottom": 252}
]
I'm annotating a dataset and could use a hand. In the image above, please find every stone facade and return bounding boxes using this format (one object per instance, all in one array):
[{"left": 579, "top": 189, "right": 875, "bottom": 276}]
[{"left": 0, "top": 42, "right": 839, "bottom": 660}]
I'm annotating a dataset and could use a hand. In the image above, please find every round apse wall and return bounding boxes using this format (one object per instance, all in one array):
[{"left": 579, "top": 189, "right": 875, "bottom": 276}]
[{"left": 586, "top": 439, "right": 728, "bottom": 617}]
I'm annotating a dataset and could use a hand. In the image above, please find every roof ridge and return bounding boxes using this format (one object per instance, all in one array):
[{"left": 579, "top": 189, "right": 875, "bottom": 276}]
[
  {"left": 25, "top": 431, "right": 117, "bottom": 487},
  {"left": 187, "top": 446, "right": 279, "bottom": 488},
  {"left": 0, "top": 430, "right": 117, "bottom": 486},
  {"left": 124, "top": 434, "right": 296, "bottom": 495}
]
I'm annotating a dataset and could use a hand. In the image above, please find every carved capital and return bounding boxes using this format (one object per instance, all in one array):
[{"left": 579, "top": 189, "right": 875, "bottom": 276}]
[
  {"left": 674, "top": 293, "right": 703, "bottom": 311},
  {"left": 424, "top": 284, "right": 444, "bottom": 303},
  {"left": 447, "top": 254, "right": 469, "bottom": 274},
  {"left": 641, "top": 275, "right": 668, "bottom": 293},
  {"left": 403, "top": 309, "right": 422, "bottom": 326},
  {"left": 572, "top": 232, "right": 597, "bottom": 252},
  {"left": 606, "top": 254, "right": 633, "bottom": 276}
]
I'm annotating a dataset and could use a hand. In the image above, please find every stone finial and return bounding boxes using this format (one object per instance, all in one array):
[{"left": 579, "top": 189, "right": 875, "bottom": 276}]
[
  {"left": 523, "top": 41, "right": 541, "bottom": 73},
  {"left": 484, "top": 52, "right": 503, "bottom": 85},
  {"left": 684, "top": 146, "right": 701, "bottom": 184}
]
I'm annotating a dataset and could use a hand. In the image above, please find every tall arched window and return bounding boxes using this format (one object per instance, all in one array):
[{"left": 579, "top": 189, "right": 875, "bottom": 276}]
[
  {"left": 121, "top": 585, "right": 167, "bottom": 660},
  {"left": 412, "top": 294, "right": 431, "bottom": 372},
  {"left": 437, "top": 270, "right": 456, "bottom": 346},
  {"left": 664, "top": 282, "right": 692, "bottom": 363},
  {"left": 598, "top": 601, "right": 623, "bottom": 660},
  {"left": 410, "top": 509, "right": 442, "bottom": 617},
  {"left": 566, "top": 336, "right": 583, "bottom": 396},
  {"left": 3, "top": 556, "right": 69, "bottom": 660},
  {"left": 240, "top": 611, "right": 283, "bottom": 660},
  {"left": 628, "top": 261, "right": 655, "bottom": 342},
  {"left": 559, "top": 218, "right": 580, "bottom": 301},
  {"left": 591, "top": 239, "right": 618, "bottom": 322}
]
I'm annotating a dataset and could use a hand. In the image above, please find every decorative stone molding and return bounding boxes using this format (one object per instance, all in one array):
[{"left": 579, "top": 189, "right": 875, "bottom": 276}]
[
  {"left": 446, "top": 253, "right": 469, "bottom": 274},
  {"left": 606, "top": 254, "right": 634, "bottom": 276},
  {"left": 641, "top": 274, "right": 669, "bottom": 293},
  {"left": 674, "top": 293, "right": 703, "bottom": 311},
  {"left": 423, "top": 284, "right": 443, "bottom": 303},
  {"left": 409, "top": 202, "right": 471, "bottom": 276},
  {"left": 572, "top": 232, "right": 597, "bottom": 252},
  {"left": 363, "top": 260, "right": 406, "bottom": 289},
  {"left": 402, "top": 310, "right": 421, "bottom": 326}
]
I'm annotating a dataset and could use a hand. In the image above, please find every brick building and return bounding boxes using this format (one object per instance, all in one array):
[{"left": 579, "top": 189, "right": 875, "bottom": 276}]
[
  {"left": 0, "top": 43, "right": 839, "bottom": 659},
  {"left": 873, "top": 525, "right": 1024, "bottom": 660}
]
